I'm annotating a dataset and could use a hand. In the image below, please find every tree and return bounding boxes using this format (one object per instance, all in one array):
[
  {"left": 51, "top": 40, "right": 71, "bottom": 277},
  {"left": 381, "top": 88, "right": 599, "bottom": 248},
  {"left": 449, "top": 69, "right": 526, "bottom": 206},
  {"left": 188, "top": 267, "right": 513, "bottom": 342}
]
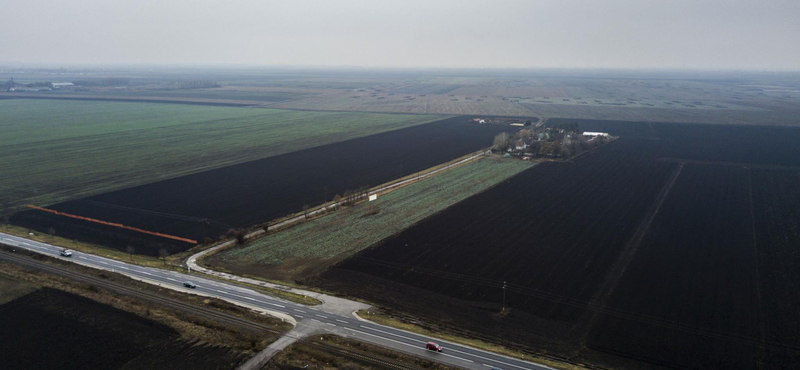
[
  {"left": 158, "top": 248, "right": 169, "bottom": 265},
  {"left": 235, "top": 230, "right": 246, "bottom": 244},
  {"left": 332, "top": 195, "right": 342, "bottom": 210},
  {"left": 126, "top": 245, "right": 135, "bottom": 261},
  {"left": 493, "top": 132, "right": 511, "bottom": 152},
  {"left": 552, "top": 142, "right": 563, "bottom": 156},
  {"left": 303, "top": 204, "right": 310, "bottom": 220},
  {"left": 47, "top": 227, "right": 56, "bottom": 240}
]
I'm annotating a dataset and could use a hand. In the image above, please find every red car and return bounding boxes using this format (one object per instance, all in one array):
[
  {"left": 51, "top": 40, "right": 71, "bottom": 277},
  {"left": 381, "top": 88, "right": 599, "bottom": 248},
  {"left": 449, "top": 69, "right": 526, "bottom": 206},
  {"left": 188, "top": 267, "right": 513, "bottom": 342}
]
[{"left": 426, "top": 342, "right": 442, "bottom": 352}]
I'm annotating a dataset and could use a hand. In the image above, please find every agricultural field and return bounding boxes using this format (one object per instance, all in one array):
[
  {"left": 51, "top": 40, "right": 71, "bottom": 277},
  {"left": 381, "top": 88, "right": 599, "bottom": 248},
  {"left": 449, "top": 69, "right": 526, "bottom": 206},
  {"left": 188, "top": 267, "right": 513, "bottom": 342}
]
[
  {"left": 750, "top": 169, "right": 800, "bottom": 368},
  {"left": 12, "top": 117, "right": 517, "bottom": 255},
  {"left": 0, "top": 287, "right": 247, "bottom": 370},
  {"left": 314, "top": 139, "right": 678, "bottom": 350},
  {"left": 587, "top": 164, "right": 762, "bottom": 369},
  {"left": 314, "top": 120, "right": 800, "bottom": 370},
  {"left": 0, "top": 99, "right": 444, "bottom": 209},
  {"left": 209, "top": 157, "right": 534, "bottom": 281}
]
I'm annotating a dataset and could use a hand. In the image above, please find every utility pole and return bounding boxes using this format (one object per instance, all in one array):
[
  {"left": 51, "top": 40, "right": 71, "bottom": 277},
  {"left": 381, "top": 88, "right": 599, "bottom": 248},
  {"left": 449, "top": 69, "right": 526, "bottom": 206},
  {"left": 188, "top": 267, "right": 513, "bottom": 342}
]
[{"left": 502, "top": 281, "right": 507, "bottom": 313}]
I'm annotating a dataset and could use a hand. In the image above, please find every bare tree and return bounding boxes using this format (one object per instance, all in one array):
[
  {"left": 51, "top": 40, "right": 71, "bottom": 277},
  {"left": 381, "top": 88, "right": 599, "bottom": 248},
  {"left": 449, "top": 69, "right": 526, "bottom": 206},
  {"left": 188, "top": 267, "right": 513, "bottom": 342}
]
[
  {"left": 303, "top": 204, "right": 310, "bottom": 220},
  {"left": 158, "top": 248, "right": 169, "bottom": 265},
  {"left": 47, "top": 227, "right": 56, "bottom": 240},
  {"left": 332, "top": 194, "right": 342, "bottom": 210},
  {"left": 493, "top": 132, "right": 511, "bottom": 152},
  {"left": 235, "top": 230, "right": 246, "bottom": 244},
  {"left": 126, "top": 245, "right": 135, "bottom": 261}
]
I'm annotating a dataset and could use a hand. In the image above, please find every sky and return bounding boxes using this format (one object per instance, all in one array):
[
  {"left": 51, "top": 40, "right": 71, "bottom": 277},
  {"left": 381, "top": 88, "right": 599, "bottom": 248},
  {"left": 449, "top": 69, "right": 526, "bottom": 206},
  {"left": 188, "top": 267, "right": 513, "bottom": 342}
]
[{"left": 2, "top": 0, "right": 799, "bottom": 70}]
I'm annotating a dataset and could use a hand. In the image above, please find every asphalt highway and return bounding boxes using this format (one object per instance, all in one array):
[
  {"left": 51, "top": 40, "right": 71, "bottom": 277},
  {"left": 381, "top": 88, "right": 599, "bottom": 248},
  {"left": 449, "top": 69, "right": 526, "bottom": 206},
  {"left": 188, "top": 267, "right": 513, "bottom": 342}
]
[{"left": 0, "top": 231, "right": 554, "bottom": 370}]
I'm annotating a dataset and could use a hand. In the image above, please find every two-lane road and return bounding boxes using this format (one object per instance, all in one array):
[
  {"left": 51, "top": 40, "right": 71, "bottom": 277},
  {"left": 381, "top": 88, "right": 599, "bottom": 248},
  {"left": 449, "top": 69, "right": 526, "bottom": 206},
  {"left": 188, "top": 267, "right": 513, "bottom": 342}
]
[{"left": 0, "top": 232, "right": 554, "bottom": 370}]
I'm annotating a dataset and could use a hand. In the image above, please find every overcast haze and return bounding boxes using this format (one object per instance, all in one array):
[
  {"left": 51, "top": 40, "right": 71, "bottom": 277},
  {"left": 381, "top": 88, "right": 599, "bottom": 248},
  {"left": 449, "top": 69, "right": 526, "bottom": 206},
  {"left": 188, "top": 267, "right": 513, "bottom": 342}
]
[{"left": 2, "top": 0, "right": 799, "bottom": 70}]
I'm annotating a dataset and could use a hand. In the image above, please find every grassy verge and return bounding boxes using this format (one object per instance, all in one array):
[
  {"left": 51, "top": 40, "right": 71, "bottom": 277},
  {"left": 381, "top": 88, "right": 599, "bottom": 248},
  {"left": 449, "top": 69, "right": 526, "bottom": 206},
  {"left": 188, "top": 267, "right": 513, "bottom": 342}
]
[
  {"left": 199, "top": 273, "right": 323, "bottom": 306},
  {"left": 0, "top": 224, "right": 321, "bottom": 306},
  {"left": 0, "top": 246, "right": 292, "bottom": 353},
  {"left": 357, "top": 309, "right": 587, "bottom": 370},
  {"left": 0, "top": 273, "right": 38, "bottom": 304},
  {"left": 210, "top": 156, "right": 534, "bottom": 281},
  {"left": 0, "top": 224, "right": 187, "bottom": 268}
]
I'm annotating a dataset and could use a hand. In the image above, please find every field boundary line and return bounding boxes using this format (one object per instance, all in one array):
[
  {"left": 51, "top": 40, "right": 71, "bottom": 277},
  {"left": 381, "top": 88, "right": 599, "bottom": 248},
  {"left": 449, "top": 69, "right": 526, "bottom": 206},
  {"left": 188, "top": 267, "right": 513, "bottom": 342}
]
[
  {"left": 574, "top": 162, "right": 684, "bottom": 344},
  {"left": 26, "top": 205, "right": 198, "bottom": 244}
]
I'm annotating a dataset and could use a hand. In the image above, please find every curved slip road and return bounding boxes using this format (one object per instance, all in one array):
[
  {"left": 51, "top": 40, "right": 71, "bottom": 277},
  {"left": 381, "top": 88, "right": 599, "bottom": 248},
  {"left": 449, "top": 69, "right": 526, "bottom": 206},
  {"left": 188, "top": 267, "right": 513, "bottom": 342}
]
[{"left": 0, "top": 231, "right": 555, "bottom": 370}]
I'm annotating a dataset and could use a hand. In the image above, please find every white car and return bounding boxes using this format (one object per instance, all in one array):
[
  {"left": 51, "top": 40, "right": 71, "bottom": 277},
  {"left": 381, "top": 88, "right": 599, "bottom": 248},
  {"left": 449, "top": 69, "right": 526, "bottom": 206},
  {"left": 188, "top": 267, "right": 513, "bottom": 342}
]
[{"left": 60, "top": 249, "right": 73, "bottom": 257}]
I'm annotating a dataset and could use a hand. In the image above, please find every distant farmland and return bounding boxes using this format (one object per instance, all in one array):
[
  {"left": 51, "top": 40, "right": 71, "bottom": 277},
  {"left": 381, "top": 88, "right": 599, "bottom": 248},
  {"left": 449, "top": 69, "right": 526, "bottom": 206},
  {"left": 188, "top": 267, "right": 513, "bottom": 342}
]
[
  {"left": 12, "top": 117, "right": 516, "bottom": 255},
  {"left": 315, "top": 120, "right": 800, "bottom": 370},
  {"left": 0, "top": 99, "right": 444, "bottom": 209}
]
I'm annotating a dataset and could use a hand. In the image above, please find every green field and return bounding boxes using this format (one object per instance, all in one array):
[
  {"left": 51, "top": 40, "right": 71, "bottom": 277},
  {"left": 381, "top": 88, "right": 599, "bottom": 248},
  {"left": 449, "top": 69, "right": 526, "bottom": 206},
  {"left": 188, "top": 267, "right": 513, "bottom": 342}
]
[
  {"left": 0, "top": 99, "right": 444, "bottom": 209},
  {"left": 209, "top": 157, "right": 533, "bottom": 281}
]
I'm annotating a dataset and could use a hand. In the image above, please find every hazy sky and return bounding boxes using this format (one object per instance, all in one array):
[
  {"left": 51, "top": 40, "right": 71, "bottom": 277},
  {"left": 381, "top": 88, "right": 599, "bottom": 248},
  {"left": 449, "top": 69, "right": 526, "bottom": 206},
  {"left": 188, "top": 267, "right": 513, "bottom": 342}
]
[{"left": 2, "top": 0, "right": 799, "bottom": 70}]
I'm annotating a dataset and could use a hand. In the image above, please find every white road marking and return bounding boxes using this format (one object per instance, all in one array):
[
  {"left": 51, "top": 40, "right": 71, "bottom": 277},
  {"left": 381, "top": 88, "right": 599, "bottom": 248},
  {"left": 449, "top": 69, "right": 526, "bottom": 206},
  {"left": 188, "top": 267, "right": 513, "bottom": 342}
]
[
  {"left": 348, "top": 328, "right": 473, "bottom": 363},
  {"left": 315, "top": 314, "right": 328, "bottom": 318},
  {"left": 440, "top": 353, "right": 474, "bottom": 363},
  {"left": 311, "top": 319, "right": 321, "bottom": 323},
  {"left": 336, "top": 319, "right": 348, "bottom": 324},
  {"left": 295, "top": 309, "right": 306, "bottom": 313},
  {"left": 295, "top": 315, "right": 304, "bottom": 318},
  {"left": 358, "top": 325, "right": 530, "bottom": 369},
  {"left": 361, "top": 325, "right": 423, "bottom": 343},
  {"left": 327, "top": 323, "right": 336, "bottom": 326},
  {"left": 445, "top": 348, "right": 533, "bottom": 370}
]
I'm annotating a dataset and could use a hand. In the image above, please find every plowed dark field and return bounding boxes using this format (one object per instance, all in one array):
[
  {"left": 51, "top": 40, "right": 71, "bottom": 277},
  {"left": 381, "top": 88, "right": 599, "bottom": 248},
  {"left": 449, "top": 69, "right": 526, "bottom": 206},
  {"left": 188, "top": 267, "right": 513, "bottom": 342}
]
[
  {"left": 11, "top": 117, "right": 515, "bottom": 255},
  {"left": 316, "top": 120, "right": 800, "bottom": 370},
  {"left": 0, "top": 288, "right": 246, "bottom": 370}
]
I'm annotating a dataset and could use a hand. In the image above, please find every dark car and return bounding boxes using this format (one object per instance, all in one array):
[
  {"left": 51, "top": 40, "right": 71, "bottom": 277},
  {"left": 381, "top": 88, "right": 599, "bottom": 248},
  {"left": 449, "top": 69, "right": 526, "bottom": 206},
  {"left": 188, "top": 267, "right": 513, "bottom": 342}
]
[
  {"left": 425, "top": 342, "right": 442, "bottom": 352},
  {"left": 183, "top": 281, "right": 196, "bottom": 289}
]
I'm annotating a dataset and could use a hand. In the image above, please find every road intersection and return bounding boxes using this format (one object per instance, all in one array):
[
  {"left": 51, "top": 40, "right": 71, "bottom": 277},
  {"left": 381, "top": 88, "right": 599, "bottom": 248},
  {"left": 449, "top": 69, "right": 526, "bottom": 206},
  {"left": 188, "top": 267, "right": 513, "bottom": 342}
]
[{"left": 0, "top": 231, "right": 554, "bottom": 370}]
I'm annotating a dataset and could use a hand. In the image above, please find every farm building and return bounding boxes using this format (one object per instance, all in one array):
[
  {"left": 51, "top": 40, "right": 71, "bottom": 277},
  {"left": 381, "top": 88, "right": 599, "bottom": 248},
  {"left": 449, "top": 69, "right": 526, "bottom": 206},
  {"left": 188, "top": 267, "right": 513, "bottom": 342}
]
[
  {"left": 51, "top": 82, "right": 75, "bottom": 88},
  {"left": 583, "top": 132, "right": 609, "bottom": 137}
]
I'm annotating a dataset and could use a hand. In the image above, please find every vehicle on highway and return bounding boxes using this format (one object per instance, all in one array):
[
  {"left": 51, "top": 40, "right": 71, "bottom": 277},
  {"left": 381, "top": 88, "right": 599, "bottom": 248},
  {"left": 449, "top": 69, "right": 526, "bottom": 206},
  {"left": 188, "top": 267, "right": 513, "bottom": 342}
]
[
  {"left": 183, "top": 281, "right": 196, "bottom": 289},
  {"left": 426, "top": 342, "right": 443, "bottom": 352},
  {"left": 60, "top": 249, "right": 73, "bottom": 257}
]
